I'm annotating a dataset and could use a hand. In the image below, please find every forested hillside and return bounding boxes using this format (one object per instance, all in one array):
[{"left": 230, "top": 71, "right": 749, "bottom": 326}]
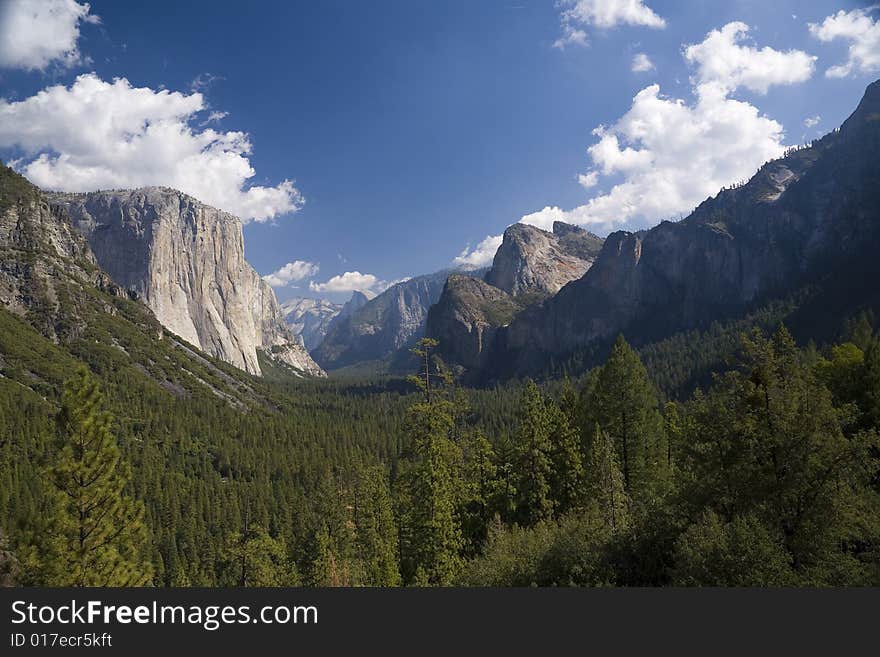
[{"left": 2, "top": 305, "right": 878, "bottom": 585}]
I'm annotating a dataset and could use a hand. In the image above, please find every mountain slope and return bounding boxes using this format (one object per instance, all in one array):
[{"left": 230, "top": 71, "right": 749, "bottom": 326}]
[
  {"left": 0, "top": 164, "right": 276, "bottom": 408},
  {"left": 282, "top": 297, "right": 342, "bottom": 351},
  {"left": 427, "top": 222, "right": 603, "bottom": 371},
  {"left": 426, "top": 274, "right": 524, "bottom": 371},
  {"left": 487, "top": 79, "right": 880, "bottom": 378},
  {"left": 47, "top": 188, "right": 323, "bottom": 377},
  {"left": 313, "top": 271, "right": 450, "bottom": 371}
]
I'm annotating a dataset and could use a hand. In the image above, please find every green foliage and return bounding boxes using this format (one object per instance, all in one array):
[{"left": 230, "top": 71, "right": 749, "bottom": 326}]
[
  {"left": 459, "top": 510, "right": 614, "bottom": 586},
  {"left": 220, "top": 524, "right": 299, "bottom": 587},
  {"left": 671, "top": 511, "right": 794, "bottom": 586},
  {"left": 352, "top": 464, "right": 401, "bottom": 586},
  {"left": 512, "top": 381, "right": 554, "bottom": 525},
  {"left": 585, "top": 425, "right": 629, "bottom": 532},
  {"left": 3, "top": 284, "right": 880, "bottom": 587},
  {"left": 678, "top": 327, "right": 880, "bottom": 584},
  {"left": 40, "top": 368, "right": 153, "bottom": 586},
  {"left": 585, "top": 335, "right": 670, "bottom": 507}
]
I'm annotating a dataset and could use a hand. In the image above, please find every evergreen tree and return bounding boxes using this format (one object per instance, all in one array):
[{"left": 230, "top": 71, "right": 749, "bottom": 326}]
[
  {"left": 585, "top": 424, "right": 629, "bottom": 532},
  {"left": 587, "top": 335, "right": 669, "bottom": 506},
  {"left": 222, "top": 523, "right": 298, "bottom": 586},
  {"left": 681, "top": 328, "right": 879, "bottom": 584},
  {"left": 309, "top": 525, "right": 353, "bottom": 586},
  {"left": 458, "top": 431, "right": 501, "bottom": 555},
  {"left": 861, "top": 337, "right": 880, "bottom": 431},
  {"left": 546, "top": 401, "right": 584, "bottom": 516},
  {"left": 512, "top": 381, "right": 553, "bottom": 525},
  {"left": 397, "top": 339, "right": 463, "bottom": 585},
  {"left": 352, "top": 464, "right": 401, "bottom": 586},
  {"left": 672, "top": 511, "right": 794, "bottom": 586},
  {"left": 43, "top": 367, "right": 152, "bottom": 586}
]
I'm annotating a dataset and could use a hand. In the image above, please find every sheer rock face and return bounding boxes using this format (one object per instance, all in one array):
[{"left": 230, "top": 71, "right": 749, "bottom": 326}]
[
  {"left": 485, "top": 221, "right": 604, "bottom": 297},
  {"left": 48, "top": 188, "right": 324, "bottom": 377},
  {"left": 425, "top": 274, "right": 521, "bottom": 370},
  {"left": 282, "top": 297, "right": 342, "bottom": 351},
  {"left": 493, "top": 79, "right": 880, "bottom": 376},
  {"left": 313, "top": 272, "right": 449, "bottom": 370},
  {"left": 426, "top": 222, "right": 603, "bottom": 370}
]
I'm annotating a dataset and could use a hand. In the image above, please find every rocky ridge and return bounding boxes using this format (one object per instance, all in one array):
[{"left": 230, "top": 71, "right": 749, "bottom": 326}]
[{"left": 487, "top": 79, "right": 880, "bottom": 377}]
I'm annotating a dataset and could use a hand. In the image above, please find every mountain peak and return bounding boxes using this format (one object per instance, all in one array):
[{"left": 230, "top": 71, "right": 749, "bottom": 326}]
[
  {"left": 486, "top": 220, "right": 603, "bottom": 296},
  {"left": 841, "top": 78, "right": 880, "bottom": 133}
]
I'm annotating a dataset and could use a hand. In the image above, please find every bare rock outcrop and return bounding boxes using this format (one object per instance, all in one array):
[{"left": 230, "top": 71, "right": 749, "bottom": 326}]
[{"left": 48, "top": 188, "right": 324, "bottom": 376}]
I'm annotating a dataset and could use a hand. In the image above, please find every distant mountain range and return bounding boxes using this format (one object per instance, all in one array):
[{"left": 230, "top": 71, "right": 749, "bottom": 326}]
[
  {"left": 439, "top": 79, "right": 880, "bottom": 381},
  {"left": 3, "top": 80, "right": 878, "bottom": 389},
  {"left": 312, "top": 270, "right": 452, "bottom": 372}
]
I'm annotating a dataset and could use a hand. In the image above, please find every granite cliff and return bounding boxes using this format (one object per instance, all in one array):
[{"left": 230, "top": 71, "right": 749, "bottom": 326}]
[
  {"left": 47, "top": 188, "right": 324, "bottom": 377},
  {"left": 487, "top": 79, "right": 880, "bottom": 377},
  {"left": 427, "top": 221, "right": 603, "bottom": 371},
  {"left": 485, "top": 221, "right": 603, "bottom": 297}
]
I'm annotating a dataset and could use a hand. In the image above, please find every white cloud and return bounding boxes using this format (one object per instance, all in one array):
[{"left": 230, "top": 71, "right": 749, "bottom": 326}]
[
  {"left": 203, "top": 111, "right": 229, "bottom": 124},
  {"left": 554, "top": 0, "right": 665, "bottom": 48},
  {"left": 684, "top": 22, "right": 816, "bottom": 94},
  {"left": 521, "top": 23, "right": 807, "bottom": 232},
  {"left": 578, "top": 171, "right": 600, "bottom": 188},
  {"left": 262, "top": 260, "right": 319, "bottom": 288},
  {"left": 520, "top": 206, "right": 570, "bottom": 231},
  {"left": 452, "top": 234, "right": 503, "bottom": 270},
  {"left": 0, "top": 74, "right": 302, "bottom": 222},
  {"left": 804, "top": 115, "right": 821, "bottom": 128},
  {"left": 553, "top": 25, "right": 589, "bottom": 50},
  {"left": 0, "top": 0, "right": 99, "bottom": 71},
  {"left": 809, "top": 8, "right": 880, "bottom": 78},
  {"left": 631, "top": 52, "right": 655, "bottom": 72},
  {"left": 309, "top": 271, "right": 380, "bottom": 295}
]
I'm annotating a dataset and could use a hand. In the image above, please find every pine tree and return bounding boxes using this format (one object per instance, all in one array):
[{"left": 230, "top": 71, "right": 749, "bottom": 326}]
[
  {"left": 352, "top": 464, "right": 401, "bottom": 586},
  {"left": 546, "top": 400, "right": 585, "bottom": 516},
  {"left": 222, "top": 523, "right": 298, "bottom": 586},
  {"left": 513, "top": 381, "right": 553, "bottom": 525},
  {"left": 587, "top": 335, "right": 669, "bottom": 506},
  {"left": 681, "top": 327, "right": 878, "bottom": 584},
  {"left": 861, "top": 337, "right": 880, "bottom": 430},
  {"left": 458, "top": 431, "right": 501, "bottom": 555},
  {"left": 309, "top": 525, "right": 352, "bottom": 586},
  {"left": 397, "top": 339, "right": 464, "bottom": 585},
  {"left": 43, "top": 367, "right": 152, "bottom": 586},
  {"left": 585, "top": 424, "right": 629, "bottom": 531}
]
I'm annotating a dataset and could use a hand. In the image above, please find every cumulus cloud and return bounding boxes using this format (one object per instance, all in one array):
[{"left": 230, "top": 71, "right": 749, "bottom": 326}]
[
  {"left": 0, "top": 0, "right": 99, "bottom": 71},
  {"left": 310, "top": 271, "right": 377, "bottom": 295},
  {"left": 262, "top": 260, "right": 319, "bottom": 288},
  {"left": 452, "top": 234, "right": 504, "bottom": 270},
  {"left": 578, "top": 171, "right": 600, "bottom": 189},
  {"left": 520, "top": 206, "right": 571, "bottom": 231},
  {"left": 809, "top": 8, "right": 880, "bottom": 78},
  {"left": 521, "top": 23, "right": 805, "bottom": 232},
  {"left": 554, "top": 0, "right": 665, "bottom": 48},
  {"left": 631, "top": 52, "right": 655, "bottom": 72},
  {"left": 804, "top": 115, "right": 821, "bottom": 128},
  {"left": 683, "top": 22, "right": 816, "bottom": 94},
  {"left": 0, "top": 74, "right": 302, "bottom": 222},
  {"left": 309, "top": 271, "right": 386, "bottom": 296}
]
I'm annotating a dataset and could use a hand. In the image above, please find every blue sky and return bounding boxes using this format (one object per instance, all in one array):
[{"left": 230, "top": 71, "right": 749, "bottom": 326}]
[{"left": 1, "top": 1, "right": 878, "bottom": 303}]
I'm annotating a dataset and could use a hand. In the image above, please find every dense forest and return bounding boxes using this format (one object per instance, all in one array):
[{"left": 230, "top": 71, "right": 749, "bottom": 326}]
[{"left": 2, "top": 302, "right": 878, "bottom": 586}]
